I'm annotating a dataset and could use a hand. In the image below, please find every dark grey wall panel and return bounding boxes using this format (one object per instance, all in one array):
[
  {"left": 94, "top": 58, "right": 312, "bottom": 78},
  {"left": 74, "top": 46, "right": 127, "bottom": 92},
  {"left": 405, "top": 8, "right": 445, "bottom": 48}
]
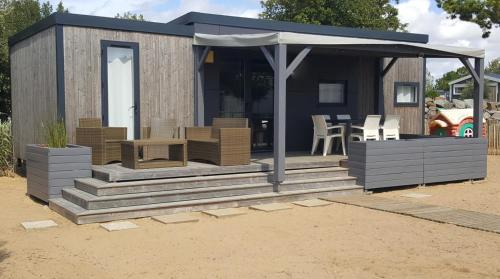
[
  {"left": 203, "top": 48, "right": 378, "bottom": 151},
  {"left": 348, "top": 136, "right": 488, "bottom": 190}
]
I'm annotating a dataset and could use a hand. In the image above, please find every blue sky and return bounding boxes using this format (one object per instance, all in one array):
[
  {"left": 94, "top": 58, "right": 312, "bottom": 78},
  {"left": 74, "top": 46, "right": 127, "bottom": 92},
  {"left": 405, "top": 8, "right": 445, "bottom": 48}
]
[{"left": 49, "top": 0, "right": 499, "bottom": 79}]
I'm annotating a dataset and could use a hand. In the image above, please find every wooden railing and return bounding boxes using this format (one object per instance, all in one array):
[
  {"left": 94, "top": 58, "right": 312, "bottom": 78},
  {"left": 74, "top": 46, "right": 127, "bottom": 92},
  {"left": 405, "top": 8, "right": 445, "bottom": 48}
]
[{"left": 488, "top": 119, "right": 500, "bottom": 155}]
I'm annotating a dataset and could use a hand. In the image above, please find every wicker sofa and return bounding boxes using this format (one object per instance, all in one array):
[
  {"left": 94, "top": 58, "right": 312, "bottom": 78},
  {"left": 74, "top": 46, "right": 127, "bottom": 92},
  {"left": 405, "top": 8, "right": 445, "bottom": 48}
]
[
  {"left": 185, "top": 118, "right": 251, "bottom": 166},
  {"left": 75, "top": 118, "right": 127, "bottom": 165}
]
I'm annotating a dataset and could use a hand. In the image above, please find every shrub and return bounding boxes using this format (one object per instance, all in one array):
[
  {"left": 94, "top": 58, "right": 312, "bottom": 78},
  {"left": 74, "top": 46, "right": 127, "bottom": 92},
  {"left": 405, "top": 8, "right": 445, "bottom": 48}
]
[
  {"left": 0, "top": 120, "right": 13, "bottom": 176},
  {"left": 425, "top": 88, "right": 440, "bottom": 100},
  {"left": 43, "top": 120, "right": 67, "bottom": 148}
]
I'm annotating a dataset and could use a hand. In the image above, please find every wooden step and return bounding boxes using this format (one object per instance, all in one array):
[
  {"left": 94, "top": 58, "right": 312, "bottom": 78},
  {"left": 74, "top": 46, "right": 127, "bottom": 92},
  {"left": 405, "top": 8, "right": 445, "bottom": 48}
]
[
  {"left": 50, "top": 185, "right": 363, "bottom": 224},
  {"left": 76, "top": 167, "right": 349, "bottom": 196},
  {"left": 93, "top": 159, "right": 341, "bottom": 182},
  {"left": 63, "top": 183, "right": 274, "bottom": 210},
  {"left": 66, "top": 176, "right": 357, "bottom": 210}
]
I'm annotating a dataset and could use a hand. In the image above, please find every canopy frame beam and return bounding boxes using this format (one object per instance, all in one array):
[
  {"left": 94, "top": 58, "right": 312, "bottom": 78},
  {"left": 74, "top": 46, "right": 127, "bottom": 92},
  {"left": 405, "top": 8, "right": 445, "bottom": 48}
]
[
  {"left": 285, "top": 46, "right": 312, "bottom": 78},
  {"left": 382, "top": 57, "right": 398, "bottom": 77},
  {"left": 460, "top": 58, "right": 480, "bottom": 84},
  {"left": 260, "top": 46, "right": 276, "bottom": 72},
  {"left": 194, "top": 46, "right": 211, "bottom": 126}
]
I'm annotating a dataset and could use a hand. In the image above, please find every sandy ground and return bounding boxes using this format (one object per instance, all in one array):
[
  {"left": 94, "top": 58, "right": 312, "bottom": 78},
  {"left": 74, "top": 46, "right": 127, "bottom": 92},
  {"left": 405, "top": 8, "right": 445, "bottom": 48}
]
[
  {"left": 0, "top": 158, "right": 499, "bottom": 278},
  {"left": 377, "top": 156, "right": 500, "bottom": 215}
]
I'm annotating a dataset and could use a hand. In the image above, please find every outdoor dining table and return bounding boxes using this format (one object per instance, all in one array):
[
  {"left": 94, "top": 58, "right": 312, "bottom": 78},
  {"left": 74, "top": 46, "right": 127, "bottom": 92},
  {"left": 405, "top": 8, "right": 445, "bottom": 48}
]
[{"left": 336, "top": 118, "right": 363, "bottom": 153}]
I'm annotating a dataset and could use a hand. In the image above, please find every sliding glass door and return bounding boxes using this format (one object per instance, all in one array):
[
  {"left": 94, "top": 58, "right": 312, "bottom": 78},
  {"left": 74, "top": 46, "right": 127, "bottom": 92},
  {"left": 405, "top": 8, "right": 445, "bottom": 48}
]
[
  {"left": 212, "top": 52, "right": 274, "bottom": 152},
  {"left": 101, "top": 41, "right": 140, "bottom": 140},
  {"left": 247, "top": 62, "right": 274, "bottom": 151}
]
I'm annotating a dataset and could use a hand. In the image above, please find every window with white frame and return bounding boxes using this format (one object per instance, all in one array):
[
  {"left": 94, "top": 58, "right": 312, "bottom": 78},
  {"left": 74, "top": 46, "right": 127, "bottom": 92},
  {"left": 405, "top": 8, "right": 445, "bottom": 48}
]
[
  {"left": 318, "top": 81, "right": 346, "bottom": 105},
  {"left": 394, "top": 82, "right": 419, "bottom": 106},
  {"left": 453, "top": 85, "right": 466, "bottom": 96}
]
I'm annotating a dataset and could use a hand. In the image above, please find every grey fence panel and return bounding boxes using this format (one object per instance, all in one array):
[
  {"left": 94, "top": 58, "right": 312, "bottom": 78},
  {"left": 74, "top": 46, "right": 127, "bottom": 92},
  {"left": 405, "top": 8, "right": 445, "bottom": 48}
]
[{"left": 348, "top": 136, "right": 488, "bottom": 190}]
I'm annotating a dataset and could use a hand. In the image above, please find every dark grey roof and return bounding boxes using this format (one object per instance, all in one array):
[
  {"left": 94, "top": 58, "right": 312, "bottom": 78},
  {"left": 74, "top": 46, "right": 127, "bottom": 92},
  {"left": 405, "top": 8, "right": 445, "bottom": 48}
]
[
  {"left": 487, "top": 73, "right": 500, "bottom": 80},
  {"left": 449, "top": 73, "right": 500, "bottom": 85},
  {"left": 169, "top": 12, "right": 429, "bottom": 43},
  {"left": 9, "top": 13, "right": 194, "bottom": 46},
  {"left": 10, "top": 11, "right": 429, "bottom": 46}
]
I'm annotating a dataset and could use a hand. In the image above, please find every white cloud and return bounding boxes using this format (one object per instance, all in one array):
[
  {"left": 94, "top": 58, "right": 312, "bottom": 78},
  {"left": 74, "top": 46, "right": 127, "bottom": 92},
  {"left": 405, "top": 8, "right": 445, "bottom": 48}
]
[
  {"left": 53, "top": 0, "right": 163, "bottom": 17},
  {"left": 396, "top": 0, "right": 500, "bottom": 79},
  {"left": 143, "top": 0, "right": 260, "bottom": 22},
  {"left": 54, "top": 0, "right": 260, "bottom": 23}
]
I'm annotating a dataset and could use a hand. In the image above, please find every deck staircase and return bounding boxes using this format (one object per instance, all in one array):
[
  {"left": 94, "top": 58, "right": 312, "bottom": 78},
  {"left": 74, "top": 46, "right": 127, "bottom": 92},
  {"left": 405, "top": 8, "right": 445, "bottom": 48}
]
[{"left": 50, "top": 163, "right": 362, "bottom": 224}]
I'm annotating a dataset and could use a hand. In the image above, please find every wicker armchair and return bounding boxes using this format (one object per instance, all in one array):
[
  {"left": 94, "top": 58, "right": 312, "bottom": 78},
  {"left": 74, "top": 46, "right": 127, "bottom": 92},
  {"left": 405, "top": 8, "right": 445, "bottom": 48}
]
[
  {"left": 75, "top": 118, "right": 127, "bottom": 165},
  {"left": 141, "top": 118, "right": 179, "bottom": 161},
  {"left": 186, "top": 118, "right": 251, "bottom": 166}
]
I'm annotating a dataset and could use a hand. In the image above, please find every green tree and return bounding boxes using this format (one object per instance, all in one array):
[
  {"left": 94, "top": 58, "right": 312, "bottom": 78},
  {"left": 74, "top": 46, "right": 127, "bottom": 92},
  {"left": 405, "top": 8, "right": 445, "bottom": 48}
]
[
  {"left": 458, "top": 81, "right": 490, "bottom": 100},
  {"left": 459, "top": 82, "right": 474, "bottom": 100},
  {"left": 0, "top": 0, "right": 68, "bottom": 120},
  {"left": 486, "top": 57, "right": 500, "bottom": 74},
  {"left": 425, "top": 70, "right": 440, "bottom": 99},
  {"left": 260, "top": 0, "right": 407, "bottom": 31},
  {"left": 434, "top": 66, "right": 468, "bottom": 91},
  {"left": 56, "top": 1, "right": 67, "bottom": 13},
  {"left": 436, "top": 0, "right": 500, "bottom": 38},
  {"left": 115, "top": 11, "right": 144, "bottom": 21}
]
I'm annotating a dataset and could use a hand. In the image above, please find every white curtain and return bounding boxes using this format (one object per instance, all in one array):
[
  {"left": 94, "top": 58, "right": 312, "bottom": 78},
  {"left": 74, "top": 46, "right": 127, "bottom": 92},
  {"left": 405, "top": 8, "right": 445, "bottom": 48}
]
[
  {"left": 396, "top": 86, "right": 416, "bottom": 103},
  {"left": 107, "top": 47, "right": 135, "bottom": 140}
]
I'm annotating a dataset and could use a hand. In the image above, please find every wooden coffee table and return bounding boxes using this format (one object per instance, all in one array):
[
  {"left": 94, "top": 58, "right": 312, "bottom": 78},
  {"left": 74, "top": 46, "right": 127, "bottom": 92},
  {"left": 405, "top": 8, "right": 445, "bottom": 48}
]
[{"left": 121, "top": 139, "right": 187, "bottom": 169}]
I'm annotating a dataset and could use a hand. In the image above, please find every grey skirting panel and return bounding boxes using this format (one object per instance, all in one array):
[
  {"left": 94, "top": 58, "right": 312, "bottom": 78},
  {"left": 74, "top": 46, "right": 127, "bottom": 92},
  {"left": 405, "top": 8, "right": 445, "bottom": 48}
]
[{"left": 348, "top": 136, "right": 487, "bottom": 190}]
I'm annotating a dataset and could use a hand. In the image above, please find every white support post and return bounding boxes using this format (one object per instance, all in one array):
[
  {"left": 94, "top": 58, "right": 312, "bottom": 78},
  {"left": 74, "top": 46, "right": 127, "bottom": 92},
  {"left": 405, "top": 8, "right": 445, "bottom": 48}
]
[{"left": 273, "top": 44, "right": 287, "bottom": 191}]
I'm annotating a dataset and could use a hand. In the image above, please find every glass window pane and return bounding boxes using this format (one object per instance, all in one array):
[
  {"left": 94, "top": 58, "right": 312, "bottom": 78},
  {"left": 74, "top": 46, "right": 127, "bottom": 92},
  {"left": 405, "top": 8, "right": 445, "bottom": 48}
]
[
  {"left": 319, "top": 83, "right": 345, "bottom": 104},
  {"left": 219, "top": 62, "right": 244, "bottom": 117}
]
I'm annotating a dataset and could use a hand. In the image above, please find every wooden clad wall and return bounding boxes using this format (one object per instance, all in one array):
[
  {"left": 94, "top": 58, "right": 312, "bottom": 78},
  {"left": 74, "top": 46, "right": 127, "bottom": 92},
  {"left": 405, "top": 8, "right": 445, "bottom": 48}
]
[
  {"left": 383, "top": 57, "right": 424, "bottom": 134},
  {"left": 10, "top": 27, "right": 57, "bottom": 160},
  {"left": 63, "top": 26, "right": 194, "bottom": 143}
]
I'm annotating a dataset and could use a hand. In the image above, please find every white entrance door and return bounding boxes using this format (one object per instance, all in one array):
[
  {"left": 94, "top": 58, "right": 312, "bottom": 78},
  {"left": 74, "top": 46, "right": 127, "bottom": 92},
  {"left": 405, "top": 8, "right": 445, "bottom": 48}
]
[{"left": 106, "top": 46, "right": 136, "bottom": 140}]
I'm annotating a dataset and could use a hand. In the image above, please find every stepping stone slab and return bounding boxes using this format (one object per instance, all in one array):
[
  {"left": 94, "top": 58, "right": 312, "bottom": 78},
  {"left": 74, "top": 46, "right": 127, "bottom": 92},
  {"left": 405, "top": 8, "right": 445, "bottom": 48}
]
[
  {"left": 21, "top": 220, "right": 58, "bottom": 230},
  {"left": 250, "top": 203, "right": 292, "bottom": 212},
  {"left": 152, "top": 213, "right": 199, "bottom": 224},
  {"left": 400, "top": 193, "right": 432, "bottom": 199},
  {"left": 293, "top": 199, "right": 332, "bottom": 207},
  {"left": 202, "top": 208, "right": 247, "bottom": 218},
  {"left": 100, "top": 221, "right": 138, "bottom": 232}
]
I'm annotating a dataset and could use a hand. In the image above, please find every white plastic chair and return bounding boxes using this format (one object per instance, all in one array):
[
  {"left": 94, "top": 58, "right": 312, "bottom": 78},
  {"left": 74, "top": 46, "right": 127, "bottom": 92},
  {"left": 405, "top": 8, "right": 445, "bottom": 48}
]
[
  {"left": 311, "top": 115, "right": 346, "bottom": 156},
  {"left": 350, "top": 115, "right": 381, "bottom": 141},
  {"left": 381, "top": 115, "right": 400, "bottom": 140}
]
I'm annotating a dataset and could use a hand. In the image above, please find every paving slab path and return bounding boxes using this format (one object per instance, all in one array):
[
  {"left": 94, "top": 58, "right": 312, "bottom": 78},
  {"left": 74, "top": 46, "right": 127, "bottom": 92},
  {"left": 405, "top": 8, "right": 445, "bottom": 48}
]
[{"left": 324, "top": 195, "right": 500, "bottom": 234}]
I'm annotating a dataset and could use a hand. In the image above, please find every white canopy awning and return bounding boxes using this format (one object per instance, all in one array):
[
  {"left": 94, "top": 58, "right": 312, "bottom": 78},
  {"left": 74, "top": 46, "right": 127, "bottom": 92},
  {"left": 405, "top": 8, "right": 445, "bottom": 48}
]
[{"left": 194, "top": 32, "right": 484, "bottom": 58}]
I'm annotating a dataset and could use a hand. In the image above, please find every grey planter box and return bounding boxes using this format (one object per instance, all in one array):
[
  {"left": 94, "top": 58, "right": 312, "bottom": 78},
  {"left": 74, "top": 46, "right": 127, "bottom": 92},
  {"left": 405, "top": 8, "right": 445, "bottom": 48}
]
[
  {"left": 348, "top": 136, "right": 487, "bottom": 190},
  {"left": 26, "top": 144, "right": 92, "bottom": 202}
]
